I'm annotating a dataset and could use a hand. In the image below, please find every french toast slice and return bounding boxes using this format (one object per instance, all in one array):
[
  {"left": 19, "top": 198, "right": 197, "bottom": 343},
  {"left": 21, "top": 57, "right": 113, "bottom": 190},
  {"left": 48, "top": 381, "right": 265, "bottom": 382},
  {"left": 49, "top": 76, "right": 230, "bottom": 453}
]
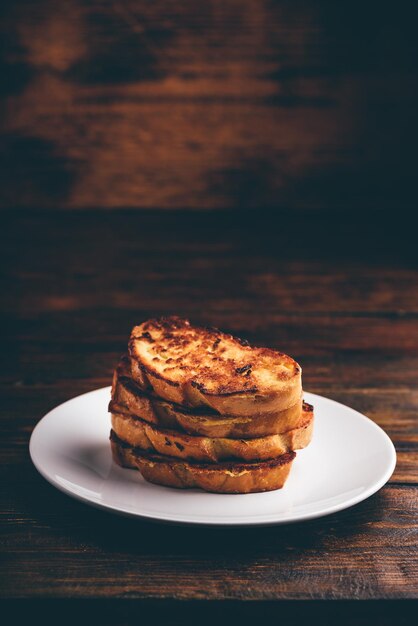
[
  {"left": 111, "top": 403, "right": 313, "bottom": 463},
  {"left": 110, "top": 430, "right": 295, "bottom": 494},
  {"left": 129, "top": 317, "right": 302, "bottom": 415},
  {"left": 111, "top": 357, "right": 304, "bottom": 438}
]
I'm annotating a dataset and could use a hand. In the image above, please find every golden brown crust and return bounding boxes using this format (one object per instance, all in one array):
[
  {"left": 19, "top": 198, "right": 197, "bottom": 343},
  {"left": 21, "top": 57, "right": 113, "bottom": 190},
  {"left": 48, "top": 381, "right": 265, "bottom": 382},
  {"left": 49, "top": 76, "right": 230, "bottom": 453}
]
[
  {"left": 111, "top": 357, "right": 305, "bottom": 438},
  {"left": 110, "top": 431, "right": 295, "bottom": 494},
  {"left": 128, "top": 317, "right": 302, "bottom": 415},
  {"left": 111, "top": 406, "right": 313, "bottom": 463}
]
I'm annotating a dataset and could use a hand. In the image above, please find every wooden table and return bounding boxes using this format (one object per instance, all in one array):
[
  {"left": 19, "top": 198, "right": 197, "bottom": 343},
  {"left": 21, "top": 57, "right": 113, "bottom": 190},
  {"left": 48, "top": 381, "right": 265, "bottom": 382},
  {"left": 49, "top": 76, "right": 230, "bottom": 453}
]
[{"left": 2, "top": 210, "right": 417, "bottom": 624}]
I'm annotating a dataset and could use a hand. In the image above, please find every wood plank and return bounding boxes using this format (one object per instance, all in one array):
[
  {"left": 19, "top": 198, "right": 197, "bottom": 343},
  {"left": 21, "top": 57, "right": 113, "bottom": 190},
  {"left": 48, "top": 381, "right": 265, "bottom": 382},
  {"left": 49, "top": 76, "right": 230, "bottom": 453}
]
[
  {"left": 1, "top": 475, "right": 417, "bottom": 599},
  {"left": 4, "top": 211, "right": 418, "bottom": 315},
  {"left": 1, "top": 1, "right": 417, "bottom": 209},
  {"left": 5, "top": 312, "right": 418, "bottom": 350},
  {"left": 5, "top": 268, "right": 418, "bottom": 315}
]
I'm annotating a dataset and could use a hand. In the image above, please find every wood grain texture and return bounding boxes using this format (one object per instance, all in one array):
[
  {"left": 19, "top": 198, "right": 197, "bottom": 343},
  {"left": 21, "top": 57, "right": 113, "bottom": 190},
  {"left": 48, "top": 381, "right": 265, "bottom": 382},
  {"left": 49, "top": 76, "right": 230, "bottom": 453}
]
[
  {"left": 1, "top": 1, "right": 417, "bottom": 210},
  {"left": 1, "top": 479, "right": 417, "bottom": 600},
  {"left": 1, "top": 209, "right": 417, "bottom": 612}
]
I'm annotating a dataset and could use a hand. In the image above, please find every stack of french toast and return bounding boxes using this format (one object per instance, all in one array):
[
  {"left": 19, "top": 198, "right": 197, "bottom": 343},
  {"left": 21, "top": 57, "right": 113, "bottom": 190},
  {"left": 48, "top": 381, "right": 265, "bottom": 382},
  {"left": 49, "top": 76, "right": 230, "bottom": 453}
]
[{"left": 109, "top": 317, "right": 313, "bottom": 493}]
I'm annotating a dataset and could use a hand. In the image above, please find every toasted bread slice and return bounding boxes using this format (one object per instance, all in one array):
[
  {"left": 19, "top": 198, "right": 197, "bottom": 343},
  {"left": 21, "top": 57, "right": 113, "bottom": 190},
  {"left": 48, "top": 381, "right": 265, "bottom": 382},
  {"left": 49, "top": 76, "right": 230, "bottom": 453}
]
[
  {"left": 110, "top": 431, "right": 295, "bottom": 494},
  {"left": 111, "top": 357, "right": 304, "bottom": 438},
  {"left": 129, "top": 317, "right": 301, "bottom": 415},
  {"left": 111, "top": 404, "right": 313, "bottom": 463}
]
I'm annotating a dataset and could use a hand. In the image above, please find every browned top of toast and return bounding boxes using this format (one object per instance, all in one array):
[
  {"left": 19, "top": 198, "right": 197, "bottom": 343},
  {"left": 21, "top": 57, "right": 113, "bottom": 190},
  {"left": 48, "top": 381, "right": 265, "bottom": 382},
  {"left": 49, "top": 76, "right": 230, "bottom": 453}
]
[{"left": 129, "top": 316, "right": 300, "bottom": 397}]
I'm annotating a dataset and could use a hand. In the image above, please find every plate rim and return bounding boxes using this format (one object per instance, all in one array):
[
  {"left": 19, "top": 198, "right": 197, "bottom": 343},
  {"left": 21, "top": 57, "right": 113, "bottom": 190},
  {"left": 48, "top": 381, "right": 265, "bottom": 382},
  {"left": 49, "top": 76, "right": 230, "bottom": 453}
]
[{"left": 29, "top": 387, "right": 397, "bottom": 527}]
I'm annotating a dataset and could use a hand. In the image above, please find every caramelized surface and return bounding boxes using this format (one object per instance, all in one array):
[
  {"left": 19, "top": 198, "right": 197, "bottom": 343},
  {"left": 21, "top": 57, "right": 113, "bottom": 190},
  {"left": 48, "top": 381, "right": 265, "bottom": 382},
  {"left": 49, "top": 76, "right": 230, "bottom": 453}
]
[{"left": 129, "top": 316, "right": 300, "bottom": 397}]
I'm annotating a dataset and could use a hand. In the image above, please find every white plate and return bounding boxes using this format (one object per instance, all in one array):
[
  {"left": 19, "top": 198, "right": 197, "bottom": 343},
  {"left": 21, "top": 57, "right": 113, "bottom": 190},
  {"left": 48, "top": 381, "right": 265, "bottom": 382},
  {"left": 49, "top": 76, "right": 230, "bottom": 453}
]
[{"left": 29, "top": 388, "right": 396, "bottom": 526}]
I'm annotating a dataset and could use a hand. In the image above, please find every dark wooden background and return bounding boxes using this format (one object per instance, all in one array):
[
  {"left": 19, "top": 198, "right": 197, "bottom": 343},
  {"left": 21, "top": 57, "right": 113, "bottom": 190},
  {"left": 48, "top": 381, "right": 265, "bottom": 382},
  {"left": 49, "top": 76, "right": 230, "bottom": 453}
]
[
  {"left": 1, "top": 0, "right": 417, "bottom": 211},
  {"left": 1, "top": 1, "right": 418, "bottom": 624}
]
